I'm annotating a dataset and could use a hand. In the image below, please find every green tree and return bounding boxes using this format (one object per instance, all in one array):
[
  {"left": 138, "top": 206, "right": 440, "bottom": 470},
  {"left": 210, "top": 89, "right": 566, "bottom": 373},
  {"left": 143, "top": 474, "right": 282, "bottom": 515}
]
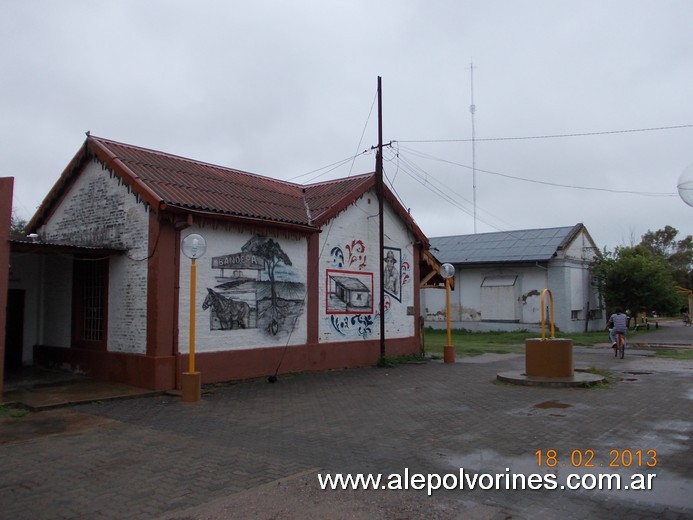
[
  {"left": 593, "top": 246, "right": 680, "bottom": 315},
  {"left": 640, "top": 225, "right": 693, "bottom": 288},
  {"left": 10, "top": 212, "right": 28, "bottom": 240}
]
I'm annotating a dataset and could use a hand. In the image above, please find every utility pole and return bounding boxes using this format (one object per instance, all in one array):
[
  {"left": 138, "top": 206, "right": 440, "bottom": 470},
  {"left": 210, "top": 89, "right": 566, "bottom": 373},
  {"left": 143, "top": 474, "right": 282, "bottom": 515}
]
[
  {"left": 376, "top": 76, "right": 385, "bottom": 359},
  {"left": 468, "top": 60, "right": 478, "bottom": 233}
]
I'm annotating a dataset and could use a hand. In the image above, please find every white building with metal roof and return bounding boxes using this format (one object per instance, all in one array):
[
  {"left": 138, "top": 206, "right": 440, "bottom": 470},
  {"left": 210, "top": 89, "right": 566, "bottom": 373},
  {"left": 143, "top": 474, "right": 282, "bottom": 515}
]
[{"left": 422, "top": 224, "right": 603, "bottom": 333}]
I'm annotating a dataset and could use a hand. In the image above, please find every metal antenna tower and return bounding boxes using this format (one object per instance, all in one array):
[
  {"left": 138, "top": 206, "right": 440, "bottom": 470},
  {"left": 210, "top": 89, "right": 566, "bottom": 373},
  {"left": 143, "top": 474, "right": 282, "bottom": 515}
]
[{"left": 468, "top": 60, "right": 478, "bottom": 233}]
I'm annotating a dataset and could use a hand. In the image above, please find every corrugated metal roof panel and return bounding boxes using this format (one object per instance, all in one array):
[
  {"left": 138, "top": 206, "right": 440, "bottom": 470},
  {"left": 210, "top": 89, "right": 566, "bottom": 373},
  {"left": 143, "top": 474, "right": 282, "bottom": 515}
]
[
  {"left": 430, "top": 225, "right": 581, "bottom": 264},
  {"left": 91, "top": 137, "right": 311, "bottom": 225}
]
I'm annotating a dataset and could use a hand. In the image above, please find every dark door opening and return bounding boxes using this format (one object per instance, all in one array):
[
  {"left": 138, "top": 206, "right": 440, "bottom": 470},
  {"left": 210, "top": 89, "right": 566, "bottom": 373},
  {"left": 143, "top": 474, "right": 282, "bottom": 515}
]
[{"left": 4, "top": 289, "right": 25, "bottom": 371}]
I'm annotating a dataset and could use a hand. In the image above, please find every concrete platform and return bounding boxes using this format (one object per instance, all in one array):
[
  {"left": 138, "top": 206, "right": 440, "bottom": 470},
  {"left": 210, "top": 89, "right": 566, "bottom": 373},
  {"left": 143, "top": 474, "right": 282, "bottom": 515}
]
[
  {"left": 2, "top": 367, "right": 157, "bottom": 411},
  {"left": 496, "top": 368, "right": 605, "bottom": 387}
]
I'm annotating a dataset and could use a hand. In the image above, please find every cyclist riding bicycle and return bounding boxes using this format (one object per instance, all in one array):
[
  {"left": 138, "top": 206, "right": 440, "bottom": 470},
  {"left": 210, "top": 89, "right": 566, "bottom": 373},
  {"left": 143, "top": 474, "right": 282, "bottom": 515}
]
[{"left": 607, "top": 309, "right": 628, "bottom": 357}]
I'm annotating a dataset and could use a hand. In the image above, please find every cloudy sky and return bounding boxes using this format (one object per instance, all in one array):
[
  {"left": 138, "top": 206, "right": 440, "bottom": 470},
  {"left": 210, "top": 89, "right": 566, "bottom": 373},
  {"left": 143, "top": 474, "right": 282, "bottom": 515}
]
[{"left": 2, "top": 0, "right": 692, "bottom": 251}]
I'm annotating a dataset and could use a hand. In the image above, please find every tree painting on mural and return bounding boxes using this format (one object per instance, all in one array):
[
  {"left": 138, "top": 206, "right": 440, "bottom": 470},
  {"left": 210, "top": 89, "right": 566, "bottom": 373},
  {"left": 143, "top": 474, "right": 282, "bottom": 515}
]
[{"left": 203, "top": 235, "right": 305, "bottom": 336}]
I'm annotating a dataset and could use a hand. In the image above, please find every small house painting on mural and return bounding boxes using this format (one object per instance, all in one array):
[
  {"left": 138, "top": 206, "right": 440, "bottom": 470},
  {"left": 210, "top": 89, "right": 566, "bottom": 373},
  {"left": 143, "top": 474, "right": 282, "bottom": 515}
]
[{"left": 326, "top": 269, "right": 373, "bottom": 314}]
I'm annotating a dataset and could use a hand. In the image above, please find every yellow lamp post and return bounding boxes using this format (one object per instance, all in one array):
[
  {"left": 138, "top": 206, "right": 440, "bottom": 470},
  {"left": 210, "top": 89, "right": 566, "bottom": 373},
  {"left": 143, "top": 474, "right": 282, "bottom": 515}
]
[
  {"left": 181, "top": 233, "right": 206, "bottom": 402},
  {"left": 440, "top": 263, "right": 456, "bottom": 364}
]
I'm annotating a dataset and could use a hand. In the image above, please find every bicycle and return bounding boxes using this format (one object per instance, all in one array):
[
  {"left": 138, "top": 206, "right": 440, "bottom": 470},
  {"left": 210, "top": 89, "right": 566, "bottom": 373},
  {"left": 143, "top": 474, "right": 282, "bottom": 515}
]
[{"left": 614, "top": 332, "right": 625, "bottom": 359}]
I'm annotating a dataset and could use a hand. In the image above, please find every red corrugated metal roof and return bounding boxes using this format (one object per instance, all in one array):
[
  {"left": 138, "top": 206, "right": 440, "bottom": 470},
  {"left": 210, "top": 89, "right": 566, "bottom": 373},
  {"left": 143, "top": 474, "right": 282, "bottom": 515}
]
[
  {"left": 89, "top": 137, "right": 310, "bottom": 225},
  {"left": 28, "top": 135, "right": 428, "bottom": 247}
]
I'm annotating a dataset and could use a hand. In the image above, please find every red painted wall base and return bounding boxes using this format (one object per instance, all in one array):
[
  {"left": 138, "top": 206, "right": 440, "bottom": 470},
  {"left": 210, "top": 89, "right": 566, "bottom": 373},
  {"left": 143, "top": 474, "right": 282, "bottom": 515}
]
[
  {"left": 33, "top": 345, "right": 176, "bottom": 390},
  {"left": 180, "top": 337, "right": 421, "bottom": 385},
  {"left": 33, "top": 336, "right": 421, "bottom": 390}
]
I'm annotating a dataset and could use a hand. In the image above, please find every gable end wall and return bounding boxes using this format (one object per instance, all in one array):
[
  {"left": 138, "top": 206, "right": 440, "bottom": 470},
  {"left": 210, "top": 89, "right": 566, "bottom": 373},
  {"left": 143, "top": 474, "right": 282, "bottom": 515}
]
[{"left": 38, "top": 159, "right": 150, "bottom": 354}]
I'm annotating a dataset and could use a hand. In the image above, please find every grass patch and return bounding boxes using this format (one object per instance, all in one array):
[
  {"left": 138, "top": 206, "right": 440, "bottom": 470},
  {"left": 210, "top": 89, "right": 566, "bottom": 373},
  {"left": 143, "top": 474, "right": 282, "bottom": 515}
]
[
  {"left": 0, "top": 404, "right": 29, "bottom": 419},
  {"left": 422, "top": 329, "right": 613, "bottom": 356},
  {"left": 654, "top": 349, "right": 693, "bottom": 360},
  {"left": 580, "top": 366, "right": 615, "bottom": 388},
  {"left": 378, "top": 353, "right": 427, "bottom": 368},
  {"left": 424, "top": 328, "right": 660, "bottom": 359}
]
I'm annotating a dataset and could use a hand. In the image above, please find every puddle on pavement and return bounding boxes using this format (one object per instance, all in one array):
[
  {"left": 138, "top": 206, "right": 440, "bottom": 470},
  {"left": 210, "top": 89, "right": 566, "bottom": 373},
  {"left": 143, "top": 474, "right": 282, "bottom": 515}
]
[
  {"left": 442, "top": 449, "right": 693, "bottom": 510},
  {"left": 0, "top": 409, "right": 117, "bottom": 445},
  {"left": 533, "top": 400, "right": 572, "bottom": 409}
]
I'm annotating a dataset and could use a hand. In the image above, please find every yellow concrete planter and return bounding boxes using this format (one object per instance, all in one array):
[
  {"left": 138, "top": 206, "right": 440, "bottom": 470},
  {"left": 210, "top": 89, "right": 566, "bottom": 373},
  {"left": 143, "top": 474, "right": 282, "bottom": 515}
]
[{"left": 525, "top": 338, "right": 574, "bottom": 377}]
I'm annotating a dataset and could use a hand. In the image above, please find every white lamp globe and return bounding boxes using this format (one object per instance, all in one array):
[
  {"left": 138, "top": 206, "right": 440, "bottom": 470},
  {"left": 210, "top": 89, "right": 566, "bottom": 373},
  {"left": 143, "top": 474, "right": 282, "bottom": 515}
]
[
  {"left": 440, "top": 263, "right": 455, "bottom": 279},
  {"left": 181, "top": 233, "right": 207, "bottom": 259},
  {"left": 678, "top": 164, "right": 693, "bottom": 207}
]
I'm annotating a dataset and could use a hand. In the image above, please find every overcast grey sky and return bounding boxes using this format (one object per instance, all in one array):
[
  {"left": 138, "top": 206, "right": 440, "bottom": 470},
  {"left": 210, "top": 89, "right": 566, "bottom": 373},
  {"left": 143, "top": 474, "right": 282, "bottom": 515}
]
[{"left": 2, "top": 0, "right": 692, "bottom": 251}]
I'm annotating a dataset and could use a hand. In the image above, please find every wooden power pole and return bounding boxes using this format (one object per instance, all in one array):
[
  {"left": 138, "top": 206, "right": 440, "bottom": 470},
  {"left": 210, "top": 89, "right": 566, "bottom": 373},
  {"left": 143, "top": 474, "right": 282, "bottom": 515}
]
[{"left": 376, "top": 76, "right": 385, "bottom": 359}]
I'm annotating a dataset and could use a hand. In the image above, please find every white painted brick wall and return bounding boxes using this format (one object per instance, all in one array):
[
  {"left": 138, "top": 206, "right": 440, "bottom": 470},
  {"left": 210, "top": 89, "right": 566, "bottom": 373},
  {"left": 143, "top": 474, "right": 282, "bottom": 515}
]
[
  {"left": 40, "top": 159, "right": 150, "bottom": 354},
  {"left": 318, "top": 191, "right": 416, "bottom": 342}
]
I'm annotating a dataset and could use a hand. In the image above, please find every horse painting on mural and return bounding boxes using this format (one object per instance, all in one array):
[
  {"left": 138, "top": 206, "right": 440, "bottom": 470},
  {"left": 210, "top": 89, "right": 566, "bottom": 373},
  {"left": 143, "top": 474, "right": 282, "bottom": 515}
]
[{"left": 202, "top": 288, "right": 251, "bottom": 330}]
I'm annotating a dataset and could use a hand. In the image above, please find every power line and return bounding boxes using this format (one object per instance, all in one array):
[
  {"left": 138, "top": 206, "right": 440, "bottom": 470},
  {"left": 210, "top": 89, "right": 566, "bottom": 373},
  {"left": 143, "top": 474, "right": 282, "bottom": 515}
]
[
  {"left": 389, "top": 149, "right": 509, "bottom": 231},
  {"left": 397, "top": 145, "right": 678, "bottom": 197},
  {"left": 395, "top": 123, "right": 693, "bottom": 144},
  {"left": 285, "top": 150, "right": 370, "bottom": 183}
]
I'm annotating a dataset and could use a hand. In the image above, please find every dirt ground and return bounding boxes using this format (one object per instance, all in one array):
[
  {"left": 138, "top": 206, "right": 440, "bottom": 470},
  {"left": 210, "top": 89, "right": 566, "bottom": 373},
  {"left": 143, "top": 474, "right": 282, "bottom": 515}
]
[{"left": 154, "top": 469, "right": 511, "bottom": 520}]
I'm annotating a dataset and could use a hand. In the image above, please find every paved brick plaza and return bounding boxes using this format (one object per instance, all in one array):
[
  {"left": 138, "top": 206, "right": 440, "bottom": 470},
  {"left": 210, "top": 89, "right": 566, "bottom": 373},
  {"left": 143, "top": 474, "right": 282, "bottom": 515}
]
[{"left": 1, "top": 341, "right": 691, "bottom": 519}]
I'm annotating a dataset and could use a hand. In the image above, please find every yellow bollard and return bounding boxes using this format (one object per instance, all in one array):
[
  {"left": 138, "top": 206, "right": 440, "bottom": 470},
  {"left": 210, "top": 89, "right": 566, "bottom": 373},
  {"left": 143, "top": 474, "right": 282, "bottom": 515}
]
[
  {"left": 182, "top": 256, "right": 201, "bottom": 402},
  {"left": 443, "top": 277, "right": 455, "bottom": 363}
]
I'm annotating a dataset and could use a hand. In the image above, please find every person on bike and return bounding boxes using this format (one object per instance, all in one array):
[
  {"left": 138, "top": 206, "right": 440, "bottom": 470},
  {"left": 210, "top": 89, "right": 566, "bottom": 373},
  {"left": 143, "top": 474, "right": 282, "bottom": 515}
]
[{"left": 607, "top": 309, "right": 628, "bottom": 351}]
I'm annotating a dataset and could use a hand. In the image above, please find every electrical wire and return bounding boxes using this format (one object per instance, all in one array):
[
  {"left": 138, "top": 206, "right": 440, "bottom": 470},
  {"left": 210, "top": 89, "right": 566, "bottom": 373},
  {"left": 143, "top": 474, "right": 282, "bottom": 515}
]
[
  {"left": 392, "top": 150, "right": 507, "bottom": 231},
  {"left": 395, "top": 123, "right": 693, "bottom": 143},
  {"left": 397, "top": 145, "right": 678, "bottom": 197},
  {"left": 268, "top": 86, "right": 378, "bottom": 382},
  {"left": 285, "top": 151, "right": 370, "bottom": 183}
]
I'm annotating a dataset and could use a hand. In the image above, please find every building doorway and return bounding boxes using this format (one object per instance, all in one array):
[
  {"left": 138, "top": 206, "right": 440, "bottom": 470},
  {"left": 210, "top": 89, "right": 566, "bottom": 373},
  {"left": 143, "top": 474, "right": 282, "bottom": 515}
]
[{"left": 4, "top": 289, "right": 25, "bottom": 370}]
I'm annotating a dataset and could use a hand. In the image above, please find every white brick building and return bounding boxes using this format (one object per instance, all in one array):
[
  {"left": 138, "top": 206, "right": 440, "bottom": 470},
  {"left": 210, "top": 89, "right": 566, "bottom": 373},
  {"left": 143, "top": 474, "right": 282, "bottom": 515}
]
[{"left": 8, "top": 135, "right": 432, "bottom": 390}]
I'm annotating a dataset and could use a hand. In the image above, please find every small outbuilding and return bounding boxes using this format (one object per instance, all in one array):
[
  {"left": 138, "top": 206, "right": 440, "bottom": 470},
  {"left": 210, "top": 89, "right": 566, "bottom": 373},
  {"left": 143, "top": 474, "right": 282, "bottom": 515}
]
[{"left": 422, "top": 224, "right": 602, "bottom": 333}]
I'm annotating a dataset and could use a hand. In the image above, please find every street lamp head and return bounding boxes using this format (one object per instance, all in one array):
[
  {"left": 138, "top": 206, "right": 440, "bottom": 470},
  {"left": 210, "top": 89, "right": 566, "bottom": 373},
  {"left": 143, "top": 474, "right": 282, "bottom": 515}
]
[
  {"left": 181, "top": 233, "right": 207, "bottom": 259},
  {"left": 440, "top": 263, "right": 455, "bottom": 279},
  {"left": 678, "top": 164, "right": 693, "bottom": 208}
]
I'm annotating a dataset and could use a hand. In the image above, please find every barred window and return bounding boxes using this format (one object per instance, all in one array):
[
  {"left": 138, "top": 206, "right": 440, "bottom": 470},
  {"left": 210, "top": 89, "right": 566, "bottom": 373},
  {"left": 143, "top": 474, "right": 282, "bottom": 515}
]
[{"left": 73, "top": 258, "right": 108, "bottom": 347}]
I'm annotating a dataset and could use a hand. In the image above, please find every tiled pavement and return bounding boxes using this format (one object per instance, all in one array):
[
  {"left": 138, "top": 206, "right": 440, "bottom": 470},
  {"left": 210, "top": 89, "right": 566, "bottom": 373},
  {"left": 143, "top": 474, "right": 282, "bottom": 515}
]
[{"left": 1, "top": 338, "right": 691, "bottom": 519}]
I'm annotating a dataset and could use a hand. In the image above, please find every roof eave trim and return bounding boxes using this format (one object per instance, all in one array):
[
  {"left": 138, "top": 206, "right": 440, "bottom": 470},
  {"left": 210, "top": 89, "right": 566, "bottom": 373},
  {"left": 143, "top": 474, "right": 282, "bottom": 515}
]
[{"left": 160, "top": 204, "right": 320, "bottom": 234}]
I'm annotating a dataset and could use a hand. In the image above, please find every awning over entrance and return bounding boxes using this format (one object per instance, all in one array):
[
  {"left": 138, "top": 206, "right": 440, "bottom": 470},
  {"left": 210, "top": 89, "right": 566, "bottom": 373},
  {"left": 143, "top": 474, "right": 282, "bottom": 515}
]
[
  {"left": 420, "top": 249, "right": 454, "bottom": 290},
  {"left": 10, "top": 239, "right": 125, "bottom": 256}
]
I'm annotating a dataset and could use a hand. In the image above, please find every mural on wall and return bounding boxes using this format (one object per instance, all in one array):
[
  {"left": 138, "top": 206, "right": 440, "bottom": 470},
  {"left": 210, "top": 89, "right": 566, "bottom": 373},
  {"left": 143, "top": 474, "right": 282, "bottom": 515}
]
[
  {"left": 327, "top": 239, "right": 374, "bottom": 339},
  {"left": 203, "top": 235, "right": 305, "bottom": 336},
  {"left": 383, "top": 247, "right": 401, "bottom": 301},
  {"left": 330, "top": 239, "right": 367, "bottom": 270},
  {"left": 326, "top": 270, "right": 373, "bottom": 314},
  {"left": 325, "top": 240, "right": 411, "bottom": 340}
]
